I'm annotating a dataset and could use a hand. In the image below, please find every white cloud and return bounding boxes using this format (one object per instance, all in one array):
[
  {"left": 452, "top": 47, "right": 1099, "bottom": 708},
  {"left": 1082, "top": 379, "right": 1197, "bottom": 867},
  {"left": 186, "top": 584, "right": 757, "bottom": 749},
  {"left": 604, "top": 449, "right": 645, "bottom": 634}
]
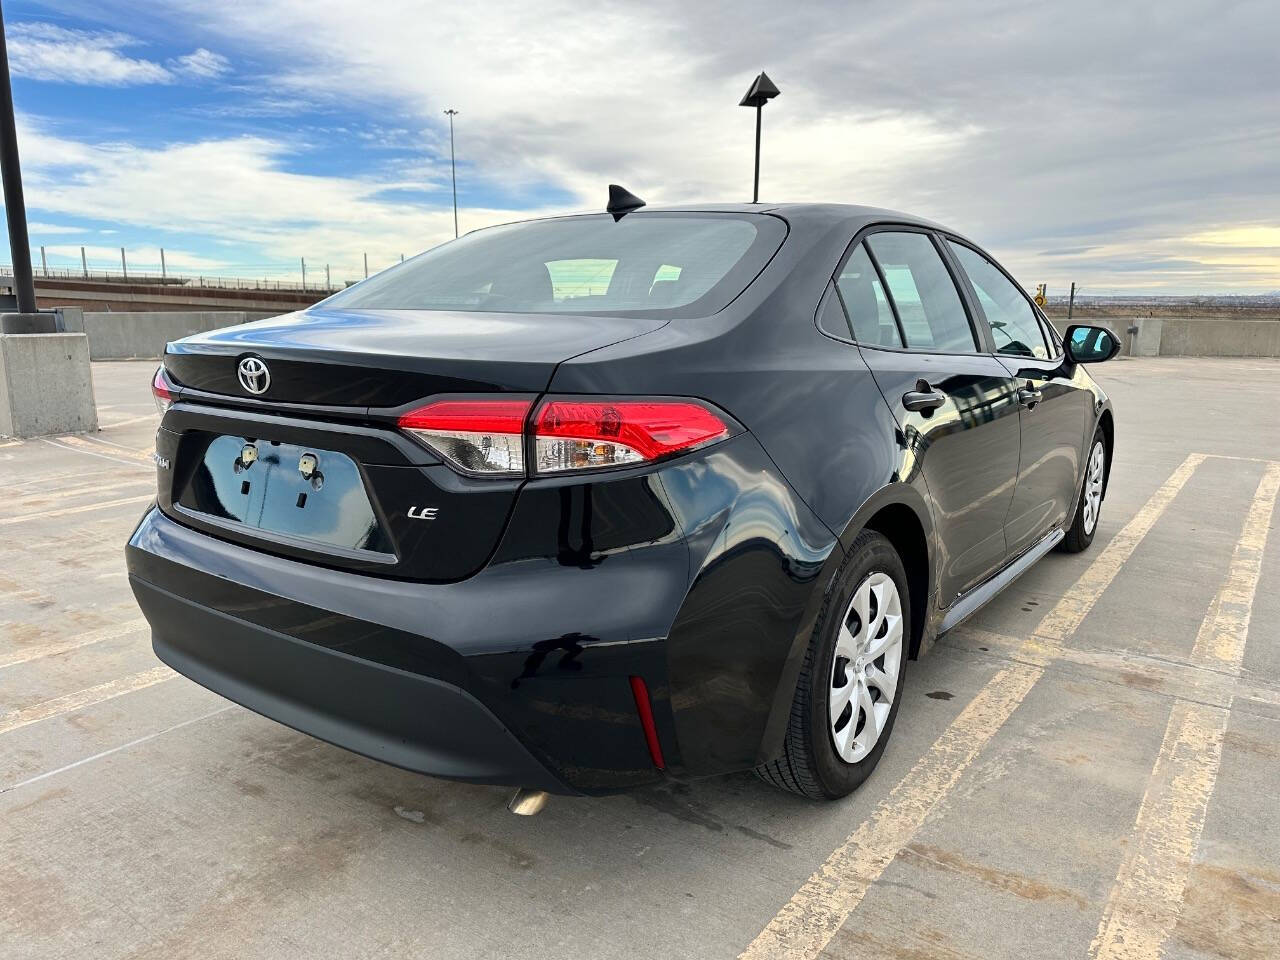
[
  {"left": 7, "top": 23, "right": 228, "bottom": 87},
  {"left": 169, "top": 48, "right": 231, "bottom": 80},
  {"left": 8, "top": 2, "right": 1279, "bottom": 292},
  {"left": 15, "top": 121, "right": 550, "bottom": 281},
  {"left": 27, "top": 221, "right": 89, "bottom": 235},
  {"left": 8, "top": 23, "right": 171, "bottom": 85},
  {"left": 131, "top": 0, "right": 1279, "bottom": 293}
]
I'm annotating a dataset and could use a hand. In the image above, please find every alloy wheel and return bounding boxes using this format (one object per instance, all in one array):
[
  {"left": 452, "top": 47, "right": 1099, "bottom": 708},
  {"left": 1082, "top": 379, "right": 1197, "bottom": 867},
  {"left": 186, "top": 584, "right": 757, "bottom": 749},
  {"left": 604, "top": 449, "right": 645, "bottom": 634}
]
[
  {"left": 1082, "top": 441, "right": 1105, "bottom": 535},
  {"left": 829, "top": 571, "right": 904, "bottom": 763}
]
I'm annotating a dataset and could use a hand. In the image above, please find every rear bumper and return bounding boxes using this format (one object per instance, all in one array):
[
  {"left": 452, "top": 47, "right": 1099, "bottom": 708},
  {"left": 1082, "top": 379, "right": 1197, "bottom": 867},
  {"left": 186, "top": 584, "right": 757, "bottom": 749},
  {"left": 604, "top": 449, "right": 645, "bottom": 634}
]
[
  {"left": 131, "top": 574, "right": 570, "bottom": 794},
  {"left": 125, "top": 430, "right": 840, "bottom": 795}
]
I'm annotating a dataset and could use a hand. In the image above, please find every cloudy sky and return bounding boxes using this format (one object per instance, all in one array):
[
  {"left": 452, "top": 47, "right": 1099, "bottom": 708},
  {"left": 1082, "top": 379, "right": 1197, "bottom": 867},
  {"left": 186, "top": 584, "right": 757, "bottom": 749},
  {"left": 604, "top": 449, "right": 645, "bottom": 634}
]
[{"left": 3, "top": 0, "right": 1277, "bottom": 293}]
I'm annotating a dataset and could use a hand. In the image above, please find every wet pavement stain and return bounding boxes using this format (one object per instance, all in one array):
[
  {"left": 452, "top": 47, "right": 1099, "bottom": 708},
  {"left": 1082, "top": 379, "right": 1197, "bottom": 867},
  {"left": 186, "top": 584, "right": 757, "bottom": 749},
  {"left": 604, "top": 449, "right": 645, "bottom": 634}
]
[
  {"left": 1173, "top": 861, "right": 1280, "bottom": 960},
  {"left": 902, "top": 843, "right": 1088, "bottom": 909}
]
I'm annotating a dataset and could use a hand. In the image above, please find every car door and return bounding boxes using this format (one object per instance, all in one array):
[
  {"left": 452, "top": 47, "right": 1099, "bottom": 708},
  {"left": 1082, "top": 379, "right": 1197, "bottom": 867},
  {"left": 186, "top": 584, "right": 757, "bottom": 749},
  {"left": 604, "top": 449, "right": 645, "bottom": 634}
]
[
  {"left": 833, "top": 228, "right": 1023, "bottom": 604},
  {"left": 943, "top": 239, "right": 1095, "bottom": 556}
]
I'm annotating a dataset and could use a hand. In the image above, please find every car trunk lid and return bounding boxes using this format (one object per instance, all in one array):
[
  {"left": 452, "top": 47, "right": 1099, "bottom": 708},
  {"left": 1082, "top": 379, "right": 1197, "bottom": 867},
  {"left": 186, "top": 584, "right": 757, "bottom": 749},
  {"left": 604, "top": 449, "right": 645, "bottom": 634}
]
[{"left": 155, "top": 307, "right": 667, "bottom": 581}]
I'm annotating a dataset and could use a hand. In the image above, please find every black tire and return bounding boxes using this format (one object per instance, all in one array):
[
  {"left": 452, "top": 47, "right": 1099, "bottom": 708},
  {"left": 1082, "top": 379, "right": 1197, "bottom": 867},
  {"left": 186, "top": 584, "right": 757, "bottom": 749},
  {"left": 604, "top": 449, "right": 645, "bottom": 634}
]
[
  {"left": 1060, "top": 429, "right": 1107, "bottom": 554},
  {"left": 756, "top": 530, "right": 910, "bottom": 800}
]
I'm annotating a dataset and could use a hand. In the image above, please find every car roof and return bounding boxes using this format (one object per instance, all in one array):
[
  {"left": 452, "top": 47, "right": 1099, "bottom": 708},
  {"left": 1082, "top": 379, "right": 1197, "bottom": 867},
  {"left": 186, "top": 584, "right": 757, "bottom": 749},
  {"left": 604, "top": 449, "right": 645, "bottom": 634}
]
[{"left": 486, "top": 201, "right": 960, "bottom": 240}]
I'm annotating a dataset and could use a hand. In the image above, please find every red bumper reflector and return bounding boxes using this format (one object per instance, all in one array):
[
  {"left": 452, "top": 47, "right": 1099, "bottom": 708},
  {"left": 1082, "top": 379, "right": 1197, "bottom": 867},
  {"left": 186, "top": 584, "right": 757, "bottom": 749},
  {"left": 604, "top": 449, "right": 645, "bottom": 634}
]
[{"left": 629, "top": 675, "right": 666, "bottom": 770}]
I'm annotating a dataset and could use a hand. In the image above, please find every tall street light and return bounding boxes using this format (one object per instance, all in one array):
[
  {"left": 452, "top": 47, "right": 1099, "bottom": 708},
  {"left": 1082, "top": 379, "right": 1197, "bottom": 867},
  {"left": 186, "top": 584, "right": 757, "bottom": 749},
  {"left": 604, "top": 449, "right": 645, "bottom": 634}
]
[
  {"left": 739, "top": 72, "right": 780, "bottom": 204},
  {"left": 444, "top": 108, "right": 459, "bottom": 238},
  {"left": 0, "top": 0, "right": 36, "bottom": 313}
]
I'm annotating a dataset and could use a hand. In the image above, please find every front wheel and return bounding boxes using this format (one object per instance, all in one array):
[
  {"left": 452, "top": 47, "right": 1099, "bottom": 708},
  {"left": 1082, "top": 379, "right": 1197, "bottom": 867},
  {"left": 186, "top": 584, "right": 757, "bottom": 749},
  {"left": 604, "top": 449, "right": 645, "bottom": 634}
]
[
  {"left": 1060, "top": 432, "right": 1107, "bottom": 553},
  {"left": 756, "top": 530, "right": 910, "bottom": 800}
]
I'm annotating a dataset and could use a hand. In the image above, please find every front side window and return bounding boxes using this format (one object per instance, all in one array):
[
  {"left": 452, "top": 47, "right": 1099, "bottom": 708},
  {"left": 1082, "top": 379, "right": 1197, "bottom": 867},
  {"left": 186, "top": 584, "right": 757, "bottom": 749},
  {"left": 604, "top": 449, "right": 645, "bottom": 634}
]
[
  {"left": 324, "top": 213, "right": 784, "bottom": 318},
  {"left": 835, "top": 244, "right": 901, "bottom": 347},
  {"left": 947, "top": 242, "right": 1049, "bottom": 359},
  {"left": 864, "top": 232, "right": 976, "bottom": 352}
]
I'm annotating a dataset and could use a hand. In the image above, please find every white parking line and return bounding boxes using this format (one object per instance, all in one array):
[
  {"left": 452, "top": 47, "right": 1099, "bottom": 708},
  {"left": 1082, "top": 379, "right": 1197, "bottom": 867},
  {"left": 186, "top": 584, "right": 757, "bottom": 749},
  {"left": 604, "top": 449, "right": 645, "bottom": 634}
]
[
  {"left": 0, "top": 618, "right": 148, "bottom": 670},
  {"left": 38, "top": 437, "right": 151, "bottom": 470},
  {"left": 99, "top": 414, "right": 159, "bottom": 430},
  {"left": 0, "top": 705, "right": 236, "bottom": 796},
  {"left": 740, "top": 453, "right": 1206, "bottom": 960},
  {"left": 0, "top": 666, "right": 174, "bottom": 737},
  {"left": 0, "top": 494, "right": 154, "bottom": 526},
  {"left": 57, "top": 434, "right": 154, "bottom": 463},
  {"left": 1090, "top": 461, "right": 1280, "bottom": 960}
]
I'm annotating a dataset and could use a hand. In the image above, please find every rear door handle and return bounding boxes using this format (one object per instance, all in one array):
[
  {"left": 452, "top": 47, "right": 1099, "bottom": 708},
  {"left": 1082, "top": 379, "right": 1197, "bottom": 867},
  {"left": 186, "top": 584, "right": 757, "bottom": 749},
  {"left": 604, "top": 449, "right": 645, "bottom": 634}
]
[
  {"left": 902, "top": 381, "right": 946, "bottom": 412},
  {"left": 1018, "top": 383, "right": 1043, "bottom": 409}
]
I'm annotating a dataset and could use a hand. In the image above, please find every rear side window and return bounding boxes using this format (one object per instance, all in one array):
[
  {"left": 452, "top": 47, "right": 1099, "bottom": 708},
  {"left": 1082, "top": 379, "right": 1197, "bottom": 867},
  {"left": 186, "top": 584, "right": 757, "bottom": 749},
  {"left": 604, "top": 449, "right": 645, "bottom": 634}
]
[
  {"left": 836, "top": 244, "right": 901, "bottom": 347},
  {"left": 947, "top": 242, "right": 1049, "bottom": 359},
  {"left": 865, "top": 232, "right": 977, "bottom": 352},
  {"left": 325, "top": 213, "right": 785, "bottom": 318}
]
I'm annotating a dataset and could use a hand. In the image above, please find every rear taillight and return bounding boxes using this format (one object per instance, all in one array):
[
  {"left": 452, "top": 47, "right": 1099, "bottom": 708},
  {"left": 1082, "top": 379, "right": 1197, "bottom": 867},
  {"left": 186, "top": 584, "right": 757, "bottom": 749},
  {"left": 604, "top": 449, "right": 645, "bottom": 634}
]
[
  {"left": 152, "top": 366, "right": 174, "bottom": 415},
  {"left": 398, "top": 396, "right": 732, "bottom": 477},
  {"left": 533, "top": 399, "right": 729, "bottom": 473},
  {"left": 398, "top": 398, "right": 531, "bottom": 476}
]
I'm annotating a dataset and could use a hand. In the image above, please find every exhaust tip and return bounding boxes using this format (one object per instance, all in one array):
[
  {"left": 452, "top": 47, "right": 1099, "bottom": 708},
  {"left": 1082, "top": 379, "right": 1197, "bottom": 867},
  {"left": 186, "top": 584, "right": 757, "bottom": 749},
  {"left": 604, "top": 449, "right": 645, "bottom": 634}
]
[{"left": 507, "top": 788, "right": 549, "bottom": 816}]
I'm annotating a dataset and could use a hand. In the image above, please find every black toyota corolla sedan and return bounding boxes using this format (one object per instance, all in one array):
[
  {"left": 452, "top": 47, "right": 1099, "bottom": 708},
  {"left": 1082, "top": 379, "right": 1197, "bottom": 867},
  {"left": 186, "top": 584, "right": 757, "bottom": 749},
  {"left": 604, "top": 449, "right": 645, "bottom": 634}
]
[{"left": 127, "top": 198, "right": 1119, "bottom": 802}]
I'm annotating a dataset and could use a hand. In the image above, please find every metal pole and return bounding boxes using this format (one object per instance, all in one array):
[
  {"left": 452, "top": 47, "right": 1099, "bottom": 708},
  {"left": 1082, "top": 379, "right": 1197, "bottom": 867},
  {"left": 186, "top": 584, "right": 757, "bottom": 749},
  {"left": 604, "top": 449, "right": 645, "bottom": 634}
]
[
  {"left": 0, "top": 2, "right": 36, "bottom": 312},
  {"left": 160, "top": 247, "right": 166, "bottom": 280},
  {"left": 752, "top": 104, "right": 762, "bottom": 203},
  {"left": 39, "top": 244, "right": 45, "bottom": 275},
  {"left": 444, "top": 109, "right": 459, "bottom": 238},
  {"left": 120, "top": 246, "right": 127, "bottom": 280},
  {"left": 300, "top": 256, "right": 306, "bottom": 290},
  {"left": 1067, "top": 281, "right": 1076, "bottom": 320},
  {"left": 363, "top": 252, "right": 368, "bottom": 278},
  {"left": 81, "top": 245, "right": 87, "bottom": 277},
  {"left": 325, "top": 263, "right": 330, "bottom": 289},
  {"left": 400, "top": 253, "right": 405, "bottom": 263}
]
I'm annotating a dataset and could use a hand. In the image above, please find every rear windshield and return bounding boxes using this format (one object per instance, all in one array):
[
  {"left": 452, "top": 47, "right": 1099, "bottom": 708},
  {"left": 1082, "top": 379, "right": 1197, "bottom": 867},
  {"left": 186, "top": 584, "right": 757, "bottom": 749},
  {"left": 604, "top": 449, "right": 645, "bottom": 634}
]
[{"left": 325, "top": 213, "right": 785, "bottom": 318}]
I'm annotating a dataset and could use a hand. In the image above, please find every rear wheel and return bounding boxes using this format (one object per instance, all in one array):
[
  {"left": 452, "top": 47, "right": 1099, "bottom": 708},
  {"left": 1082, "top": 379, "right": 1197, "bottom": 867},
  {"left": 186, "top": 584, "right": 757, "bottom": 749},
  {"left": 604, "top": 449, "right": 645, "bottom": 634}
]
[
  {"left": 1060, "top": 432, "right": 1106, "bottom": 553},
  {"left": 757, "top": 530, "right": 909, "bottom": 800}
]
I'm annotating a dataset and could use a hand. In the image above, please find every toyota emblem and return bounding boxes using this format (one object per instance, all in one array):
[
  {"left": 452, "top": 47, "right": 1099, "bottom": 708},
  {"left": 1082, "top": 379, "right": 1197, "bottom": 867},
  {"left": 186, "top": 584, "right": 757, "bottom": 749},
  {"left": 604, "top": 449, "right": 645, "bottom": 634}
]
[{"left": 237, "top": 356, "right": 271, "bottom": 395}]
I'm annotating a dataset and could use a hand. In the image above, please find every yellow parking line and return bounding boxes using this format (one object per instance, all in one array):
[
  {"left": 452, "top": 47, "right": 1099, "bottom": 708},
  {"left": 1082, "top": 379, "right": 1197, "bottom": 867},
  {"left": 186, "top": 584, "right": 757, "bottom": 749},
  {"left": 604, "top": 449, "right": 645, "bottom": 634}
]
[
  {"left": 0, "top": 665, "right": 174, "bottom": 737},
  {"left": 0, "top": 493, "right": 154, "bottom": 526},
  {"left": 57, "top": 434, "right": 154, "bottom": 464},
  {"left": 740, "top": 663, "right": 1042, "bottom": 959},
  {"left": 740, "top": 453, "right": 1205, "bottom": 960},
  {"left": 1090, "top": 461, "right": 1280, "bottom": 960},
  {"left": 0, "top": 618, "right": 148, "bottom": 670},
  {"left": 1033, "top": 454, "right": 1206, "bottom": 648}
]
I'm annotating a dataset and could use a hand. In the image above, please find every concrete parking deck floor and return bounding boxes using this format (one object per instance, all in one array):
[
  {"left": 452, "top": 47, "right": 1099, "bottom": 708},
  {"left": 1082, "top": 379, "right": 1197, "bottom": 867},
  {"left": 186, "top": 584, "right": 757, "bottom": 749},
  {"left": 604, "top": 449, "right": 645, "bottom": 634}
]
[{"left": 2, "top": 358, "right": 1278, "bottom": 960}]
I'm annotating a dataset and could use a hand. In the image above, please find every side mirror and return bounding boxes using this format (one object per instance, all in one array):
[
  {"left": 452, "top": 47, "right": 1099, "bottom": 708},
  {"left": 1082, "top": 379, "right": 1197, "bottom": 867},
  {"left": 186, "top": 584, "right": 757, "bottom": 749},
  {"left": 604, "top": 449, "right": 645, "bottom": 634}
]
[{"left": 1065, "top": 324, "right": 1121, "bottom": 363}]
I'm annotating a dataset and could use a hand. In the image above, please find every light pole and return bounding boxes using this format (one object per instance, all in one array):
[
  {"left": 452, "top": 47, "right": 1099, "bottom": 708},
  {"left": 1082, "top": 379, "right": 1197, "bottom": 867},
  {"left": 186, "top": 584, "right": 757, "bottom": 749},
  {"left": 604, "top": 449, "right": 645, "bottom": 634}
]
[
  {"left": 739, "top": 72, "right": 780, "bottom": 204},
  {"left": 0, "top": 1, "right": 36, "bottom": 313},
  {"left": 444, "top": 108, "right": 459, "bottom": 238}
]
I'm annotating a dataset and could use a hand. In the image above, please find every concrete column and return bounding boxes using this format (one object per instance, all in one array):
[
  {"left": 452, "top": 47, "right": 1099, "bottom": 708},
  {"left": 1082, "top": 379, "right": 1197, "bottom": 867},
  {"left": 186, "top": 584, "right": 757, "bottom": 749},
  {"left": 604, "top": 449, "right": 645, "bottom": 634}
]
[{"left": 0, "top": 330, "right": 97, "bottom": 437}]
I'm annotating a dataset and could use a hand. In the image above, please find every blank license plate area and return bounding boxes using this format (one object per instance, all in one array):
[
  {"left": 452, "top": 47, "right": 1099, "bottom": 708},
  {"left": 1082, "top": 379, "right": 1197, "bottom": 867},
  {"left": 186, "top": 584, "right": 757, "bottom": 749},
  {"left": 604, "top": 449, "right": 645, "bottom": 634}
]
[{"left": 178, "top": 434, "right": 392, "bottom": 554}]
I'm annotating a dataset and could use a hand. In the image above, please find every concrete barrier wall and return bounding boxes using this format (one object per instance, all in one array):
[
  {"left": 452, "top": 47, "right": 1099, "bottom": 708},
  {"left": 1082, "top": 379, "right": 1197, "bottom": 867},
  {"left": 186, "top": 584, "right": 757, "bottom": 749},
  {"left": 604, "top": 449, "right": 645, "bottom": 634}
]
[
  {"left": 77, "top": 310, "right": 278, "bottom": 360},
  {"left": 1050, "top": 317, "right": 1280, "bottom": 358}
]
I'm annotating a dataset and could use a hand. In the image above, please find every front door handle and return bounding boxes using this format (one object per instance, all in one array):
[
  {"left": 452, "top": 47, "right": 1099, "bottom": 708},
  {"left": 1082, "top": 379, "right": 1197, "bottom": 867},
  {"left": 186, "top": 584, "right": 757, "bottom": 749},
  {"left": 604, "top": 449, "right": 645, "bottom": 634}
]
[
  {"left": 1017, "top": 382, "right": 1043, "bottom": 409},
  {"left": 903, "top": 380, "right": 946, "bottom": 412}
]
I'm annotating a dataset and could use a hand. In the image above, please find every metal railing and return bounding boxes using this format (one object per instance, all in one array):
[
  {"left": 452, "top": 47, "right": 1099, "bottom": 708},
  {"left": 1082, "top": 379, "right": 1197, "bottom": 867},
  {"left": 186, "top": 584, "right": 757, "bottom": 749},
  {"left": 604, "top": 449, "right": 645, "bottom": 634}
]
[{"left": 0, "top": 264, "right": 342, "bottom": 294}]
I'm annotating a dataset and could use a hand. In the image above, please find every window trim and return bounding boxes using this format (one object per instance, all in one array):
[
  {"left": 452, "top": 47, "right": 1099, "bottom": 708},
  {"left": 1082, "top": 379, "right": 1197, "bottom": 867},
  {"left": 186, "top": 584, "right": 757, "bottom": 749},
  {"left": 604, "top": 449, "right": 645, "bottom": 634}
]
[
  {"left": 941, "top": 235, "right": 1062, "bottom": 362},
  {"left": 827, "top": 223, "right": 990, "bottom": 357},
  {"left": 815, "top": 280, "right": 855, "bottom": 341}
]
